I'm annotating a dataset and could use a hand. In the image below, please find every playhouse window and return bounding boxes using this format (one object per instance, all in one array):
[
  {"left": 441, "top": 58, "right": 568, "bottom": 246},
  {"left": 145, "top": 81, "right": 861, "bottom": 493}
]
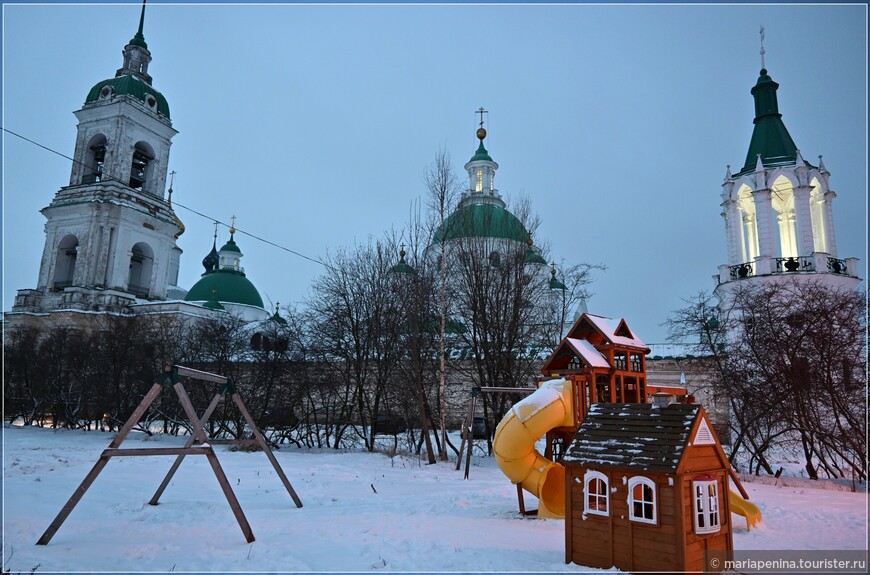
[
  {"left": 583, "top": 470, "right": 609, "bottom": 516},
  {"left": 628, "top": 476, "right": 656, "bottom": 524},
  {"left": 693, "top": 479, "right": 720, "bottom": 534}
]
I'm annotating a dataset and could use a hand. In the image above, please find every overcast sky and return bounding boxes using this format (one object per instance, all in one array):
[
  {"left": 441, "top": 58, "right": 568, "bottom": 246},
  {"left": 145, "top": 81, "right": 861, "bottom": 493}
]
[{"left": 2, "top": 2, "right": 866, "bottom": 343}]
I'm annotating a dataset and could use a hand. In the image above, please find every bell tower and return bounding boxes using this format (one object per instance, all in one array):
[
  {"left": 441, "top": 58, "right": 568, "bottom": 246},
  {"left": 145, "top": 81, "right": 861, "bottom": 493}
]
[
  {"left": 714, "top": 50, "right": 860, "bottom": 299},
  {"left": 13, "top": 0, "right": 183, "bottom": 313}
]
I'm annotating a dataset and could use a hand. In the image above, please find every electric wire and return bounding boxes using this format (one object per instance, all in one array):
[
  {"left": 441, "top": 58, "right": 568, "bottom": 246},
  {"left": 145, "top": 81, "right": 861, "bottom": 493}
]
[{"left": 2, "top": 125, "right": 328, "bottom": 268}]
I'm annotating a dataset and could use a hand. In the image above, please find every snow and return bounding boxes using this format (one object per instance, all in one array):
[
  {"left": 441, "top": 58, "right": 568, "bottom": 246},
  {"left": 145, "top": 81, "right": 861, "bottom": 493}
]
[
  {"left": 3, "top": 424, "right": 867, "bottom": 572},
  {"left": 584, "top": 314, "right": 648, "bottom": 350},
  {"left": 566, "top": 338, "right": 609, "bottom": 368}
]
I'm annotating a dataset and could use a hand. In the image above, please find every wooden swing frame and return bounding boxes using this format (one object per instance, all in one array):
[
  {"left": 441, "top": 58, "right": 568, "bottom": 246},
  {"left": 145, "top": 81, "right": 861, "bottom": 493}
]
[{"left": 37, "top": 364, "right": 302, "bottom": 545}]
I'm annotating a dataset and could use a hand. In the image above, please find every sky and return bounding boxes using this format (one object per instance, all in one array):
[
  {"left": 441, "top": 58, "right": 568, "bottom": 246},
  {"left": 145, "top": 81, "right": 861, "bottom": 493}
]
[
  {"left": 3, "top": 425, "right": 868, "bottom": 572},
  {"left": 2, "top": 2, "right": 866, "bottom": 343}
]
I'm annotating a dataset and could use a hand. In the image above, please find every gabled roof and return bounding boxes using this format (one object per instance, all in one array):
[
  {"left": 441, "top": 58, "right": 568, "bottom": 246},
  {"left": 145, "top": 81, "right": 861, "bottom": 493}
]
[
  {"left": 567, "top": 313, "right": 649, "bottom": 352},
  {"left": 567, "top": 338, "right": 609, "bottom": 368},
  {"left": 541, "top": 337, "right": 610, "bottom": 373},
  {"left": 563, "top": 403, "right": 702, "bottom": 473}
]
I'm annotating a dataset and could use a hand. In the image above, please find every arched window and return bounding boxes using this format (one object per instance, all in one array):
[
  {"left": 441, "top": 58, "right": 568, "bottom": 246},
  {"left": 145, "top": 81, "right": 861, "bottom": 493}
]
[
  {"left": 475, "top": 169, "right": 483, "bottom": 192},
  {"left": 692, "top": 476, "right": 721, "bottom": 534},
  {"left": 82, "top": 134, "right": 107, "bottom": 184},
  {"left": 583, "top": 470, "right": 609, "bottom": 516},
  {"left": 127, "top": 242, "right": 154, "bottom": 298},
  {"left": 130, "top": 141, "right": 155, "bottom": 192},
  {"left": 53, "top": 234, "right": 78, "bottom": 291},
  {"left": 771, "top": 175, "right": 797, "bottom": 258},
  {"left": 628, "top": 476, "right": 656, "bottom": 524}
]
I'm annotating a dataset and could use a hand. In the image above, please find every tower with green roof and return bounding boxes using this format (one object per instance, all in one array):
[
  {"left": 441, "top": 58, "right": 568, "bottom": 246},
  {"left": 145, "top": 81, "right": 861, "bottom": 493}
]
[
  {"left": 185, "top": 223, "right": 269, "bottom": 322},
  {"left": 714, "top": 47, "right": 860, "bottom": 299},
  {"left": 12, "top": 0, "right": 184, "bottom": 314}
]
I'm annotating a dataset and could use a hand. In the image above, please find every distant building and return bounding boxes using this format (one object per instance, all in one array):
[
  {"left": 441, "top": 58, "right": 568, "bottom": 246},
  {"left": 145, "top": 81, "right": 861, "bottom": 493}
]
[
  {"left": 6, "top": 5, "right": 269, "bottom": 328},
  {"left": 714, "top": 65, "right": 861, "bottom": 300}
]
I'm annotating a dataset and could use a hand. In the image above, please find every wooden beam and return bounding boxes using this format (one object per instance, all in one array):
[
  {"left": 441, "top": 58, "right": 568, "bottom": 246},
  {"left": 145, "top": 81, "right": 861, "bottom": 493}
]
[
  {"left": 37, "top": 455, "right": 111, "bottom": 545},
  {"left": 149, "top": 391, "right": 224, "bottom": 505},
  {"left": 479, "top": 386, "right": 537, "bottom": 394},
  {"left": 103, "top": 447, "right": 211, "bottom": 457},
  {"left": 174, "top": 365, "right": 228, "bottom": 385},
  {"left": 232, "top": 393, "right": 303, "bottom": 508}
]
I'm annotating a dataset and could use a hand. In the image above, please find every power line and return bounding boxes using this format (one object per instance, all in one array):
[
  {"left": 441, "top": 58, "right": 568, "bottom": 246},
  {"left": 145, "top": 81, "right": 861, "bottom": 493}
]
[{"left": 2, "top": 125, "right": 327, "bottom": 269}]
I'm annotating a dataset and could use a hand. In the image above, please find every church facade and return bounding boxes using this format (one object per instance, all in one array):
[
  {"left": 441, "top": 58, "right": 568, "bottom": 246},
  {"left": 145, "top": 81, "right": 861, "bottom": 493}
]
[{"left": 7, "top": 5, "right": 270, "bottom": 327}]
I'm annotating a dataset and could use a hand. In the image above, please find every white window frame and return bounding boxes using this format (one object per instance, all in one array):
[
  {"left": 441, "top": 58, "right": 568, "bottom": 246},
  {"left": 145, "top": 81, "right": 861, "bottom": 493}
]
[
  {"left": 693, "top": 478, "right": 721, "bottom": 534},
  {"left": 583, "top": 470, "right": 609, "bottom": 516},
  {"left": 627, "top": 476, "right": 657, "bottom": 524}
]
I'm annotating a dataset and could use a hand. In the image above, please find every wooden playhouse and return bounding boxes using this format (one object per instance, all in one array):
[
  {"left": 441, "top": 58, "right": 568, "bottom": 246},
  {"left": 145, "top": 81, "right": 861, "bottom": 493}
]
[{"left": 562, "top": 401, "right": 733, "bottom": 573}]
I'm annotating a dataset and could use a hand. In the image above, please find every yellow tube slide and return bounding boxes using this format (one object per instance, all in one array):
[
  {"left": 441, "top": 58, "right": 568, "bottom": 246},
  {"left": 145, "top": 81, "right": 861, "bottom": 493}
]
[
  {"left": 729, "top": 489, "right": 762, "bottom": 529},
  {"left": 493, "top": 378, "right": 573, "bottom": 518}
]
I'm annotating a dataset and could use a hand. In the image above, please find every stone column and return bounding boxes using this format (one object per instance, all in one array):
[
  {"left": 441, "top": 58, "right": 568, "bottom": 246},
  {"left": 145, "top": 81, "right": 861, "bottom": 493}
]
[
  {"left": 823, "top": 191, "right": 839, "bottom": 257},
  {"left": 752, "top": 189, "right": 775, "bottom": 258},
  {"left": 792, "top": 185, "right": 814, "bottom": 257},
  {"left": 724, "top": 201, "right": 743, "bottom": 265}
]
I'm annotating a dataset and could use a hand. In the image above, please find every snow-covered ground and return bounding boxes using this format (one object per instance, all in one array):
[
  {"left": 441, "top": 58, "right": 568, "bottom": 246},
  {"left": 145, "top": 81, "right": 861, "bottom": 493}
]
[{"left": 2, "top": 425, "right": 867, "bottom": 573}]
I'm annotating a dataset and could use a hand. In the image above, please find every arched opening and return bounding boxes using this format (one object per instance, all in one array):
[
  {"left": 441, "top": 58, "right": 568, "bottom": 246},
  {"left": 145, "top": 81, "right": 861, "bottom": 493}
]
[
  {"left": 810, "top": 178, "right": 828, "bottom": 253},
  {"left": 127, "top": 242, "right": 154, "bottom": 298},
  {"left": 770, "top": 175, "right": 797, "bottom": 258},
  {"left": 53, "top": 234, "right": 78, "bottom": 291},
  {"left": 81, "top": 134, "right": 107, "bottom": 184},
  {"left": 737, "top": 185, "right": 759, "bottom": 263},
  {"left": 129, "top": 141, "right": 155, "bottom": 193}
]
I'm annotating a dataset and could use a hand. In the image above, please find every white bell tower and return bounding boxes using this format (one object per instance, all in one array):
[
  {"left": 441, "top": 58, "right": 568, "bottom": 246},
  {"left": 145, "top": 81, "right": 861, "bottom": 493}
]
[
  {"left": 714, "top": 58, "right": 860, "bottom": 299},
  {"left": 13, "top": 1, "right": 183, "bottom": 313}
]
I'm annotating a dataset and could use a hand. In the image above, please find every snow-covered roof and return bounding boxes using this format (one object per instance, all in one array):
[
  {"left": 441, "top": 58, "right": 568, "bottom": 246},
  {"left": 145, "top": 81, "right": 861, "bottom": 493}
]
[
  {"left": 565, "top": 337, "right": 609, "bottom": 368},
  {"left": 564, "top": 403, "right": 703, "bottom": 473},
  {"left": 584, "top": 314, "right": 648, "bottom": 350}
]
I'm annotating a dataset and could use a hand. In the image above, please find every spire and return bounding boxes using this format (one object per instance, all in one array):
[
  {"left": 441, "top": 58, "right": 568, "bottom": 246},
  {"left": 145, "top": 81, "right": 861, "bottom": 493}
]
[
  {"left": 739, "top": 35, "right": 798, "bottom": 174},
  {"left": 130, "top": 0, "right": 148, "bottom": 49},
  {"left": 117, "top": 0, "right": 153, "bottom": 84}
]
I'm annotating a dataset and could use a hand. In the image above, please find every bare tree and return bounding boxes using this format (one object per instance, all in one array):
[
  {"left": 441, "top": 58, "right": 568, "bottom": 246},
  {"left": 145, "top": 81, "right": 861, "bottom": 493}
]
[
  {"left": 667, "top": 281, "right": 866, "bottom": 481},
  {"left": 425, "top": 150, "right": 461, "bottom": 461}
]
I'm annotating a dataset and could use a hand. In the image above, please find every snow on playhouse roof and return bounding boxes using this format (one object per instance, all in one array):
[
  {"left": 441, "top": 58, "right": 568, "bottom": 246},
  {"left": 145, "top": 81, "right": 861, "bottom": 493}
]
[
  {"left": 564, "top": 403, "right": 702, "bottom": 473},
  {"left": 584, "top": 313, "right": 649, "bottom": 350},
  {"left": 565, "top": 337, "right": 609, "bottom": 368}
]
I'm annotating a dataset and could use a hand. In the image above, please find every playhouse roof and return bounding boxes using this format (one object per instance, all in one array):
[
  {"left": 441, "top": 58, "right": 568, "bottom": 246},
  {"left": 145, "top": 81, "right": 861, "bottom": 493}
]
[
  {"left": 563, "top": 403, "right": 701, "bottom": 473},
  {"left": 565, "top": 337, "right": 610, "bottom": 368}
]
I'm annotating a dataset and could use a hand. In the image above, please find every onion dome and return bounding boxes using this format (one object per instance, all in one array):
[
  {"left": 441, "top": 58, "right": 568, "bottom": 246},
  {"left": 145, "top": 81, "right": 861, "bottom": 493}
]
[
  {"left": 389, "top": 246, "right": 417, "bottom": 275},
  {"left": 524, "top": 233, "right": 548, "bottom": 265},
  {"left": 201, "top": 240, "right": 219, "bottom": 273},
  {"left": 270, "top": 305, "right": 289, "bottom": 326},
  {"left": 549, "top": 264, "right": 567, "bottom": 291}
]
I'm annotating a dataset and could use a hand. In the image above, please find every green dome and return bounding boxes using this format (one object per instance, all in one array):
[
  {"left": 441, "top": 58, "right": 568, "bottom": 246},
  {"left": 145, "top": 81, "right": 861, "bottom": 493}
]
[
  {"left": 469, "top": 141, "right": 493, "bottom": 163},
  {"left": 219, "top": 237, "right": 241, "bottom": 253},
  {"left": 184, "top": 269, "right": 264, "bottom": 309},
  {"left": 85, "top": 75, "right": 170, "bottom": 118},
  {"left": 524, "top": 250, "right": 548, "bottom": 265},
  {"left": 433, "top": 203, "right": 529, "bottom": 244}
]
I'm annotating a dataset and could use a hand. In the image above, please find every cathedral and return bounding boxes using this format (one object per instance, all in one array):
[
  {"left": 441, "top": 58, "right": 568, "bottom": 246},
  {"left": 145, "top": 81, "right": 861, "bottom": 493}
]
[{"left": 7, "top": 4, "right": 271, "bottom": 327}]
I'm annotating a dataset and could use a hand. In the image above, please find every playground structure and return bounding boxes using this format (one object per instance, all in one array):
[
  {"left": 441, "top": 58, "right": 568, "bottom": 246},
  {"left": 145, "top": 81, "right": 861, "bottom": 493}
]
[
  {"left": 37, "top": 365, "right": 302, "bottom": 545},
  {"left": 487, "top": 312, "right": 761, "bottom": 530}
]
